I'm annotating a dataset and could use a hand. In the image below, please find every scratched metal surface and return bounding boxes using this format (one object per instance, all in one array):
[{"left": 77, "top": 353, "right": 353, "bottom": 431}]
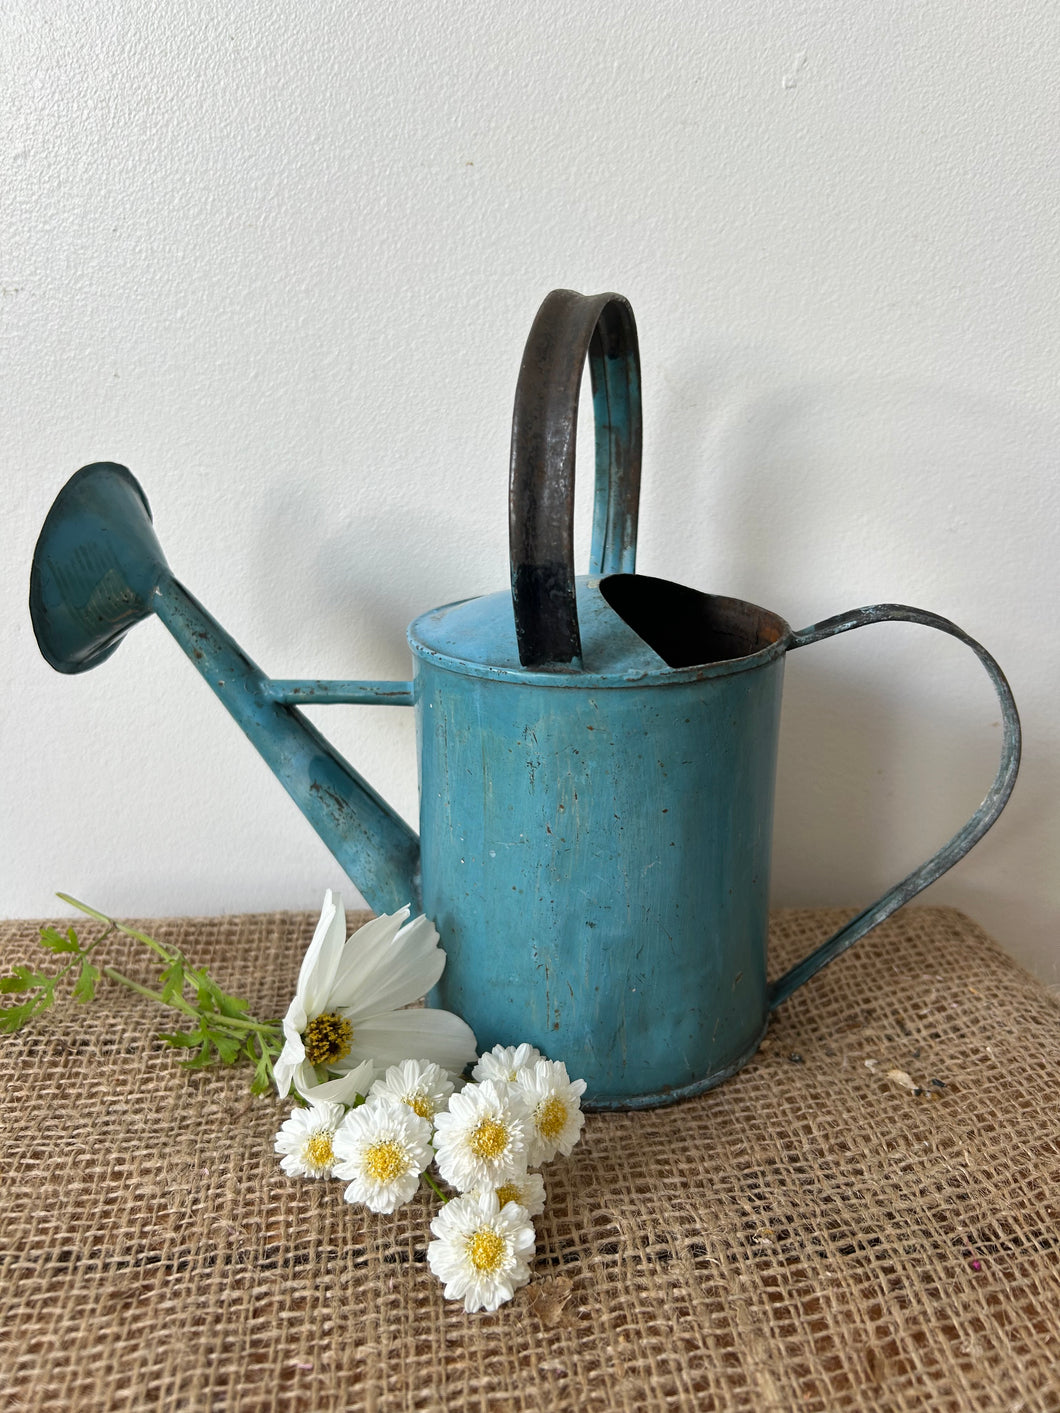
[{"left": 28, "top": 293, "right": 1020, "bottom": 1111}]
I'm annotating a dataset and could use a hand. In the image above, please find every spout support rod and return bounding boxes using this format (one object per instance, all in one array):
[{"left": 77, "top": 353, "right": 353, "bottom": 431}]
[{"left": 263, "top": 680, "right": 414, "bottom": 706}]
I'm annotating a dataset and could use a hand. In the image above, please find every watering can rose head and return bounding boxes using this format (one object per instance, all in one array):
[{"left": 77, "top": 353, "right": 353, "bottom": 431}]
[{"left": 274, "top": 891, "right": 478, "bottom": 1106}]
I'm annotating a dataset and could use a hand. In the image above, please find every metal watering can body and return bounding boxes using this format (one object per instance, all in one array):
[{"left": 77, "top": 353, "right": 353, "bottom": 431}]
[
  {"left": 30, "top": 290, "right": 1021, "bottom": 1109},
  {"left": 411, "top": 585, "right": 786, "bottom": 1106}
]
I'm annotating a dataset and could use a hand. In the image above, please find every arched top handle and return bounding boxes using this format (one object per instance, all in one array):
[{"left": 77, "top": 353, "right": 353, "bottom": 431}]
[{"left": 509, "top": 289, "right": 642, "bottom": 669}]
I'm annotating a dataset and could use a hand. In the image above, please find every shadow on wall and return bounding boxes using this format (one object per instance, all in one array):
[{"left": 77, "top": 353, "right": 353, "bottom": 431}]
[
  {"left": 645, "top": 351, "right": 1052, "bottom": 613},
  {"left": 770, "top": 660, "right": 996, "bottom": 901},
  {"left": 225, "top": 351, "right": 1053, "bottom": 973},
  {"left": 255, "top": 483, "right": 499, "bottom": 679},
  {"left": 768, "top": 643, "right": 1059, "bottom": 978},
  {"left": 646, "top": 356, "right": 1055, "bottom": 972}
]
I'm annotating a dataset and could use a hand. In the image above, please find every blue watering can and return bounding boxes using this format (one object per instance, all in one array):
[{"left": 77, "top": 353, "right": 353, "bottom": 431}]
[{"left": 30, "top": 290, "right": 1020, "bottom": 1108}]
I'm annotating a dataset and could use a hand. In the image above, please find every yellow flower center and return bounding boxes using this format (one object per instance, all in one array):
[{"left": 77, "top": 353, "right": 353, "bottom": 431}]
[
  {"left": 467, "top": 1228, "right": 506, "bottom": 1273},
  {"left": 469, "top": 1118, "right": 509, "bottom": 1161},
  {"left": 536, "top": 1096, "right": 568, "bottom": 1142},
  {"left": 302, "top": 1011, "right": 353, "bottom": 1067},
  {"left": 304, "top": 1132, "right": 335, "bottom": 1170},
  {"left": 495, "top": 1182, "right": 522, "bottom": 1207},
  {"left": 407, "top": 1091, "right": 435, "bottom": 1121},
  {"left": 363, "top": 1139, "right": 407, "bottom": 1183}
]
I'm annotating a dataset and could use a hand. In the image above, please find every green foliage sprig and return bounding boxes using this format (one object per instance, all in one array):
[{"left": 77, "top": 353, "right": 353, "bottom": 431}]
[{"left": 0, "top": 894, "right": 284, "bottom": 1094}]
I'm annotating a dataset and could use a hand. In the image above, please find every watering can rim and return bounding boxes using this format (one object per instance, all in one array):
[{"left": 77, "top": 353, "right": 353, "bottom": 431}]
[{"left": 407, "top": 574, "right": 793, "bottom": 689}]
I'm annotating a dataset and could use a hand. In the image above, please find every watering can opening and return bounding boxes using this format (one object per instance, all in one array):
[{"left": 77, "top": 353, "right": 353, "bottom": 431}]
[{"left": 599, "top": 573, "right": 788, "bottom": 671}]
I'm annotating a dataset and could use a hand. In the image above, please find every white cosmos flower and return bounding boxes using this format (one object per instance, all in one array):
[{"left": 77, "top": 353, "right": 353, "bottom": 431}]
[
  {"left": 273, "top": 891, "right": 478, "bottom": 1105},
  {"left": 273, "top": 1100, "right": 347, "bottom": 1180},
  {"left": 427, "top": 1191, "right": 536, "bottom": 1313},
  {"left": 477, "top": 1169, "right": 546, "bottom": 1219},
  {"left": 432, "top": 1079, "right": 530, "bottom": 1193},
  {"left": 515, "top": 1059, "right": 587, "bottom": 1166},
  {"left": 368, "top": 1058, "right": 454, "bottom": 1123},
  {"left": 332, "top": 1099, "right": 434, "bottom": 1213},
  {"left": 471, "top": 1042, "right": 543, "bottom": 1085}
]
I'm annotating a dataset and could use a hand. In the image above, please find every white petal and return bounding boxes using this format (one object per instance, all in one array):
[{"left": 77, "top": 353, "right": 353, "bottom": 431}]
[
  {"left": 352, "top": 1007, "right": 478, "bottom": 1074},
  {"left": 296, "top": 891, "right": 348, "bottom": 1016},
  {"left": 281, "top": 996, "right": 308, "bottom": 1038},
  {"left": 342, "top": 914, "right": 447, "bottom": 1018},
  {"left": 301, "top": 1099, "right": 348, "bottom": 1128},
  {"left": 273, "top": 1036, "right": 305, "bottom": 1098},
  {"left": 273, "top": 1055, "right": 296, "bottom": 1099},
  {"left": 298, "top": 1060, "right": 376, "bottom": 1106},
  {"left": 326, "top": 907, "right": 408, "bottom": 1010}
]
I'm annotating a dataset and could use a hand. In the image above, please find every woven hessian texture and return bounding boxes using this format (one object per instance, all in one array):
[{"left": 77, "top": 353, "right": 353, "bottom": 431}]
[{"left": 1, "top": 906, "right": 1058, "bottom": 1412}]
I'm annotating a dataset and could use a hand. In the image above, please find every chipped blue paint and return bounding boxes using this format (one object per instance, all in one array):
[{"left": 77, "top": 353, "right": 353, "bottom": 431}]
[
  {"left": 263, "top": 680, "right": 414, "bottom": 706},
  {"left": 29, "top": 291, "right": 1021, "bottom": 1110},
  {"left": 411, "top": 599, "right": 785, "bottom": 1107},
  {"left": 409, "top": 588, "right": 1019, "bottom": 1108}
]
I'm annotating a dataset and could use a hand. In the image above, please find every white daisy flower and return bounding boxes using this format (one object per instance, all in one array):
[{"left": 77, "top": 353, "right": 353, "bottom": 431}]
[
  {"left": 427, "top": 1191, "right": 536, "bottom": 1313},
  {"left": 432, "top": 1079, "right": 530, "bottom": 1192},
  {"left": 471, "top": 1042, "right": 544, "bottom": 1085},
  {"left": 331, "top": 1099, "right": 434, "bottom": 1213},
  {"left": 273, "top": 891, "right": 478, "bottom": 1105},
  {"left": 479, "top": 1170, "right": 547, "bottom": 1219},
  {"left": 368, "top": 1058, "right": 454, "bottom": 1123},
  {"left": 273, "top": 1100, "right": 347, "bottom": 1180},
  {"left": 515, "top": 1059, "right": 587, "bottom": 1166}
]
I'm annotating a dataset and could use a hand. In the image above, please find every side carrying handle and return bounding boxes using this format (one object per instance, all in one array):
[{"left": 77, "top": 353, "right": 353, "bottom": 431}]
[
  {"left": 509, "top": 289, "right": 642, "bottom": 668},
  {"left": 768, "top": 604, "right": 1021, "bottom": 1009}
]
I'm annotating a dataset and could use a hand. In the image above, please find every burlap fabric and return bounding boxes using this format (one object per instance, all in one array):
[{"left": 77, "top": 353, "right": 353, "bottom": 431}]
[{"left": 1, "top": 906, "right": 1058, "bottom": 1412}]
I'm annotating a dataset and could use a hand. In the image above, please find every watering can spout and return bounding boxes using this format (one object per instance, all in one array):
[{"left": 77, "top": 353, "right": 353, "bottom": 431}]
[{"left": 30, "top": 463, "right": 422, "bottom": 915}]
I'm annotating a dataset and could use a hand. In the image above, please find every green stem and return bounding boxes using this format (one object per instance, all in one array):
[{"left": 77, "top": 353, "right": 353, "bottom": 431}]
[
  {"left": 217, "top": 1014, "right": 282, "bottom": 1041},
  {"left": 102, "top": 966, "right": 197, "bottom": 1016},
  {"left": 101, "top": 966, "right": 281, "bottom": 1045},
  {"left": 58, "top": 894, "right": 174, "bottom": 962},
  {"left": 422, "top": 1169, "right": 450, "bottom": 1204}
]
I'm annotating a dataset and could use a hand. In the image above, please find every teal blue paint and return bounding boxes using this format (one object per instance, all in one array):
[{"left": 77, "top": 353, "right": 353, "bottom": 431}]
[
  {"left": 408, "top": 584, "right": 1020, "bottom": 1106},
  {"left": 29, "top": 462, "right": 1021, "bottom": 1109},
  {"left": 152, "top": 576, "right": 421, "bottom": 917},
  {"left": 29, "top": 462, "right": 421, "bottom": 917},
  {"left": 263, "top": 681, "right": 414, "bottom": 706},
  {"left": 412, "top": 590, "right": 785, "bottom": 1105},
  {"left": 29, "top": 292, "right": 1021, "bottom": 1111},
  {"left": 28, "top": 462, "right": 168, "bottom": 675}
]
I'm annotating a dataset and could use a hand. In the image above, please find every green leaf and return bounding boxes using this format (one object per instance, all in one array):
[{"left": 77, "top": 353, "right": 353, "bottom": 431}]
[
  {"left": 0, "top": 964, "right": 51, "bottom": 994},
  {"left": 213, "top": 1035, "right": 241, "bottom": 1064},
  {"left": 185, "top": 968, "right": 219, "bottom": 1011},
  {"left": 213, "top": 990, "right": 250, "bottom": 1019},
  {"left": 180, "top": 1043, "right": 217, "bottom": 1071},
  {"left": 39, "top": 926, "right": 80, "bottom": 955},
  {"left": 0, "top": 999, "right": 41, "bottom": 1031},
  {"left": 73, "top": 960, "right": 101, "bottom": 1003},
  {"left": 159, "top": 961, "right": 185, "bottom": 1005},
  {"left": 158, "top": 1029, "right": 202, "bottom": 1049}
]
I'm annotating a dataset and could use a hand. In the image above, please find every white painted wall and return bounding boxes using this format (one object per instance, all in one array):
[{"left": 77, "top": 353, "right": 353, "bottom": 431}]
[{"left": 4, "top": 2, "right": 1058, "bottom": 983}]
